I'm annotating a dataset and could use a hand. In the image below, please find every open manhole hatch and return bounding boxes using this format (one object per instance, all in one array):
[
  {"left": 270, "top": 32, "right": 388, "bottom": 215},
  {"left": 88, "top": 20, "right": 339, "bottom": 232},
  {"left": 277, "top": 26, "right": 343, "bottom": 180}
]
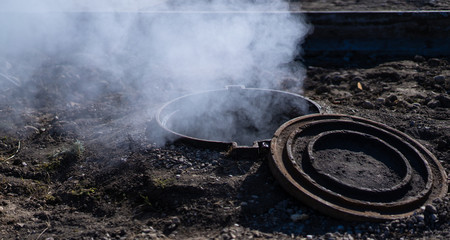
[
  {"left": 269, "top": 114, "right": 448, "bottom": 221},
  {"left": 153, "top": 88, "right": 447, "bottom": 221},
  {"left": 154, "top": 86, "right": 321, "bottom": 155}
]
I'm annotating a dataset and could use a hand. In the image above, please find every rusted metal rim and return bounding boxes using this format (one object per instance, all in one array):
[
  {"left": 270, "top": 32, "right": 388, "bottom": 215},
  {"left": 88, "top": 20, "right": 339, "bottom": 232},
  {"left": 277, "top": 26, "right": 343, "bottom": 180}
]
[
  {"left": 155, "top": 86, "right": 321, "bottom": 154},
  {"left": 269, "top": 114, "right": 448, "bottom": 221},
  {"left": 284, "top": 121, "right": 433, "bottom": 210}
]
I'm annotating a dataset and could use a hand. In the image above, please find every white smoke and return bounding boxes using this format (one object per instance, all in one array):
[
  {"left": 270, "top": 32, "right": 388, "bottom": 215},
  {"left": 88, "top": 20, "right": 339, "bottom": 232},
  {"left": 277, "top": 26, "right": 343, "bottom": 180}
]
[{"left": 0, "top": 0, "right": 311, "bottom": 145}]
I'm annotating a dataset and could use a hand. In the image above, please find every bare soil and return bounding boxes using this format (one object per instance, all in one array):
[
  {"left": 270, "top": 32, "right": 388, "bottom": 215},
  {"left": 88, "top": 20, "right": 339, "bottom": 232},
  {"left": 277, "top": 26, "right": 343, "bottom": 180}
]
[
  {"left": 293, "top": 0, "right": 450, "bottom": 11},
  {"left": 1, "top": 53, "right": 449, "bottom": 240}
]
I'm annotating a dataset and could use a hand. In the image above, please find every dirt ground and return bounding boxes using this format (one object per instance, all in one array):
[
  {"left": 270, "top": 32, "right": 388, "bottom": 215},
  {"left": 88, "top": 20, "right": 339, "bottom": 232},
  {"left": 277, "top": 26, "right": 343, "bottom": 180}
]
[
  {"left": 1, "top": 55, "right": 449, "bottom": 240},
  {"left": 292, "top": 0, "right": 450, "bottom": 11},
  {"left": 1, "top": 2, "right": 450, "bottom": 240}
]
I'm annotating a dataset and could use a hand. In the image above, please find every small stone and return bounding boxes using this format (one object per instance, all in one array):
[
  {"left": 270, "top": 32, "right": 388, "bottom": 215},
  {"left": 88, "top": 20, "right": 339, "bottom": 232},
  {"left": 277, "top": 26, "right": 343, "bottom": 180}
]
[
  {"left": 425, "top": 204, "right": 437, "bottom": 214},
  {"left": 252, "top": 230, "right": 262, "bottom": 237},
  {"left": 376, "top": 98, "right": 385, "bottom": 104},
  {"left": 382, "top": 85, "right": 392, "bottom": 91},
  {"left": 428, "top": 58, "right": 441, "bottom": 67},
  {"left": 431, "top": 214, "right": 439, "bottom": 222},
  {"left": 434, "top": 75, "right": 446, "bottom": 84},
  {"left": 414, "top": 55, "right": 425, "bottom": 62},
  {"left": 171, "top": 216, "right": 181, "bottom": 224},
  {"left": 387, "top": 95, "right": 398, "bottom": 102},
  {"left": 397, "top": 100, "right": 413, "bottom": 109},
  {"left": 16, "top": 223, "right": 25, "bottom": 228},
  {"left": 148, "top": 233, "right": 158, "bottom": 239},
  {"left": 290, "top": 213, "right": 309, "bottom": 222},
  {"left": 361, "top": 101, "right": 375, "bottom": 109},
  {"left": 413, "top": 91, "right": 427, "bottom": 99},
  {"left": 427, "top": 99, "right": 440, "bottom": 108},
  {"left": 142, "top": 228, "right": 153, "bottom": 233},
  {"left": 436, "top": 95, "right": 450, "bottom": 108},
  {"left": 166, "top": 223, "right": 177, "bottom": 231},
  {"left": 306, "top": 235, "right": 314, "bottom": 240},
  {"left": 344, "top": 234, "right": 354, "bottom": 240},
  {"left": 415, "top": 214, "right": 425, "bottom": 222},
  {"left": 385, "top": 95, "right": 398, "bottom": 106},
  {"left": 325, "top": 232, "right": 335, "bottom": 240}
]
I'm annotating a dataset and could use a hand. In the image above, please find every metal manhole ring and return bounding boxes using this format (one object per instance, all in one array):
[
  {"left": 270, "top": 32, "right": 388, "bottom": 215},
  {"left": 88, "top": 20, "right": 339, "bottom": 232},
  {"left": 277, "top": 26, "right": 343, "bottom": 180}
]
[
  {"left": 284, "top": 120, "right": 432, "bottom": 210},
  {"left": 269, "top": 114, "right": 448, "bottom": 221},
  {"left": 154, "top": 86, "right": 321, "bottom": 151}
]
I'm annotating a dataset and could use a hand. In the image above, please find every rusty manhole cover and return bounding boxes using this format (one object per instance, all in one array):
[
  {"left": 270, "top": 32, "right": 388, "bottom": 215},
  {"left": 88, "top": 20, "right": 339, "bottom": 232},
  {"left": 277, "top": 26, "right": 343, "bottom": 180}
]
[{"left": 269, "top": 114, "right": 448, "bottom": 221}]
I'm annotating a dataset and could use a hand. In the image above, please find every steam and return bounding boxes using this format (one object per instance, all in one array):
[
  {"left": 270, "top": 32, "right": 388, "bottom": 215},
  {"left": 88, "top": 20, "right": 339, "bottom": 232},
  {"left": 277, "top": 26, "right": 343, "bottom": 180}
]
[{"left": 0, "top": 0, "right": 311, "bottom": 146}]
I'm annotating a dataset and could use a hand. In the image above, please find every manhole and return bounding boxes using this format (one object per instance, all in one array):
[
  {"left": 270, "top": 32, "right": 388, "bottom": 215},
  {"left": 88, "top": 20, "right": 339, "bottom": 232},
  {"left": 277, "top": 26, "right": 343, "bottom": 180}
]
[
  {"left": 155, "top": 86, "right": 321, "bottom": 153},
  {"left": 269, "top": 114, "right": 448, "bottom": 221},
  {"left": 153, "top": 89, "right": 447, "bottom": 221}
]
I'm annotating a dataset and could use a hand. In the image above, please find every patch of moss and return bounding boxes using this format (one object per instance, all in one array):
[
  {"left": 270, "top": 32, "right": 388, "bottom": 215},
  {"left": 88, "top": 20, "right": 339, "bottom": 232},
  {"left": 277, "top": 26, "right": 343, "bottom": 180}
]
[{"left": 152, "top": 177, "right": 174, "bottom": 189}]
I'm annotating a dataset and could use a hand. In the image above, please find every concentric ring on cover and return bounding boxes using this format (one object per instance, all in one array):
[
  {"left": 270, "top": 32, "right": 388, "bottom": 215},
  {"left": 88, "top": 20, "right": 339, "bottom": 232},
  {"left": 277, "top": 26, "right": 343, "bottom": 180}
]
[
  {"left": 304, "top": 130, "right": 413, "bottom": 195},
  {"left": 268, "top": 114, "right": 448, "bottom": 221}
]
